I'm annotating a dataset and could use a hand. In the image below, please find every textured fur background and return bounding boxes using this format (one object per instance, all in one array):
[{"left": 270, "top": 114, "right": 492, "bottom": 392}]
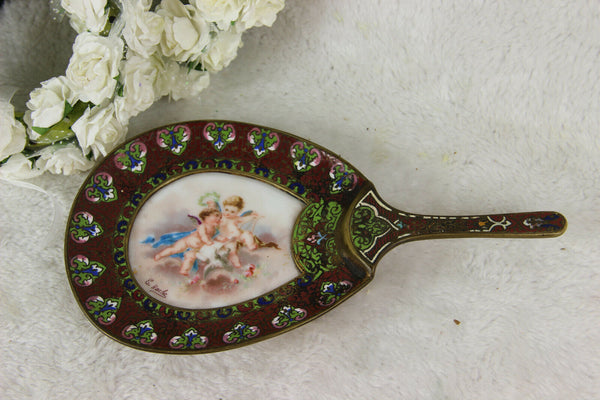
[{"left": 1, "top": 1, "right": 599, "bottom": 399}]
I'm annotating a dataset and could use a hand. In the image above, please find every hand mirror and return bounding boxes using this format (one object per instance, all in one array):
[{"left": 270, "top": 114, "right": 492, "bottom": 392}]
[{"left": 65, "top": 121, "right": 566, "bottom": 353}]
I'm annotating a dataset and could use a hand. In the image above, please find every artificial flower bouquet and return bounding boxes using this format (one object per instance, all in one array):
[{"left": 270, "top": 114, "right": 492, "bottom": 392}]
[{"left": 0, "top": 0, "right": 285, "bottom": 180}]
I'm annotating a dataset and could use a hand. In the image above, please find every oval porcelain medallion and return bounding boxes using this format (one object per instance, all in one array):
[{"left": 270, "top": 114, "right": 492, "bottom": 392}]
[{"left": 128, "top": 172, "right": 304, "bottom": 309}]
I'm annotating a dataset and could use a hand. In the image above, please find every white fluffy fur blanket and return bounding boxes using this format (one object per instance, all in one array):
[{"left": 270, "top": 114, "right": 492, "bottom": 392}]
[{"left": 1, "top": 1, "right": 599, "bottom": 398}]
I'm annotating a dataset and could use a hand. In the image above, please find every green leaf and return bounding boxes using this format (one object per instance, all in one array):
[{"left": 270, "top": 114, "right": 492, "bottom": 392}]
[
  {"left": 30, "top": 101, "right": 89, "bottom": 146},
  {"left": 63, "top": 100, "right": 73, "bottom": 118},
  {"left": 32, "top": 126, "right": 50, "bottom": 136},
  {"left": 193, "top": 63, "right": 207, "bottom": 72},
  {"left": 100, "top": 1, "right": 122, "bottom": 37},
  {"left": 32, "top": 122, "right": 75, "bottom": 145},
  {"left": 116, "top": 81, "right": 124, "bottom": 97},
  {"left": 67, "top": 100, "right": 91, "bottom": 120}
]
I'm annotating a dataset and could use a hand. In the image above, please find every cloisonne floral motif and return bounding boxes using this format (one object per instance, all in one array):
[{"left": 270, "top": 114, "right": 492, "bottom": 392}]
[
  {"left": 69, "top": 255, "right": 106, "bottom": 286},
  {"left": 156, "top": 125, "right": 191, "bottom": 155},
  {"left": 329, "top": 161, "right": 357, "bottom": 194},
  {"left": 85, "top": 296, "right": 121, "bottom": 325},
  {"left": 523, "top": 213, "right": 564, "bottom": 231},
  {"left": 84, "top": 172, "right": 117, "bottom": 203},
  {"left": 476, "top": 216, "right": 511, "bottom": 232},
  {"left": 69, "top": 211, "right": 103, "bottom": 243},
  {"left": 114, "top": 141, "right": 147, "bottom": 173},
  {"left": 122, "top": 320, "right": 158, "bottom": 345},
  {"left": 223, "top": 322, "right": 260, "bottom": 344},
  {"left": 271, "top": 305, "right": 308, "bottom": 328},
  {"left": 169, "top": 328, "right": 209, "bottom": 350},
  {"left": 247, "top": 127, "right": 279, "bottom": 158},
  {"left": 203, "top": 122, "right": 235, "bottom": 151},
  {"left": 290, "top": 141, "right": 322, "bottom": 172},
  {"left": 292, "top": 199, "right": 343, "bottom": 279},
  {"left": 318, "top": 281, "right": 353, "bottom": 306},
  {"left": 350, "top": 205, "right": 395, "bottom": 252}
]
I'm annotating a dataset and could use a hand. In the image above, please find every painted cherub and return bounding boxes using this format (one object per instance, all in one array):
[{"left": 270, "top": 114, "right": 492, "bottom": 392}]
[
  {"left": 153, "top": 207, "right": 222, "bottom": 276},
  {"left": 215, "top": 195, "right": 261, "bottom": 269}
]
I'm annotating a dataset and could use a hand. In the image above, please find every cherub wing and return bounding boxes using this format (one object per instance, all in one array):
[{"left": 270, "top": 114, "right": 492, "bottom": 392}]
[{"left": 188, "top": 214, "right": 202, "bottom": 224}]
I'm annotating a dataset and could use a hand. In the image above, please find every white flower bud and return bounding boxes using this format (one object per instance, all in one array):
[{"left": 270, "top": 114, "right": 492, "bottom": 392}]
[
  {"left": 26, "top": 76, "right": 76, "bottom": 129},
  {"left": 0, "top": 100, "right": 27, "bottom": 161},
  {"left": 61, "top": 0, "right": 109, "bottom": 34},
  {"left": 36, "top": 143, "right": 94, "bottom": 175},
  {"left": 122, "top": 0, "right": 165, "bottom": 58},
  {"left": 157, "top": 0, "right": 211, "bottom": 63},
  {"left": 66, "top": 32, "right": 124, "bottom": 105},
  {"left": 72, "top": 103, "right": 126, "bottom": 159}
]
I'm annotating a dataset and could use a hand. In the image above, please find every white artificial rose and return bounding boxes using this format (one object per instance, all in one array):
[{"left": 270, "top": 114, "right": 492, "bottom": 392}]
[
  {"left": 239, "top": 0, "right": 285, "bottom": 30},
  {"left": 72, "top": 103, "right": 126, "bottom": 159},
  {"left": 192, "top": 0, "right": 243, "bottom": 30},
  {"left": 36, "top": 143, "right": 94, "bottom": 175},
  {"left": 26, "top": 76, "right": 76, "bottom": 129},
  {"left": 201, "top": 30, "right": 242, "bottom": 72},
  {"left": 163, "top": 61, "right": 210, "bottom": 101},
  {"left": 66, "top": 32, "right": 124, "bottom": 105},
  {"left": 122, "top": 0, "right": 164, "bottom": 58},
  {"left": 0, "top": 101, "right": 27, "bottom": 161},
  {"left": 0, "top": 154, "right": 44, "bottom": 180},
  {"left": 119, "top": 53, "right": 165, "bottom": 118},
  {"left": 112, "top": 96, "right": 131, "bottom": 128},
  {"left": 61, "top": 0, "right": 109, "bottom": 33},
  {"left": 157, "top": 0, "right": 212, "bottom": 63}
]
